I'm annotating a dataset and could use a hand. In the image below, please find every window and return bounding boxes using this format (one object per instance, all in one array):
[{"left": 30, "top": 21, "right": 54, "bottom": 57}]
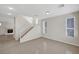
[
  {"left": 66, "top": 16, "right": 75, "bottom": 38},
  {"left": 42, "top": 21, "right": 47, "bottom": 34},
  {"left": 0, "top": 22, "right": 2, "bottom": 26}
]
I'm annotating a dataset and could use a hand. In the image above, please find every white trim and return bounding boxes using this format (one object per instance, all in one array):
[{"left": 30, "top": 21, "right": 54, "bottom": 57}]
[
  {"left": 65, "top": 16, "right": 75, "bottom": 39},
  {"left": 42, "top": 21, "right": 47, "bottom": 34}
]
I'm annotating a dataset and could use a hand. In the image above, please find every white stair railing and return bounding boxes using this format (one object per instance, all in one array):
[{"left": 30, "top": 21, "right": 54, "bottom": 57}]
[
  {"left": 19, "top": 24, "right": 33, "bottom": 40},
  {"left": 20, "top": 16, "right": 42, "bottom": 43},
  {"left": 20, "top": 24, "right": 42, "bottom": 43},
  {"left": 14, "top": 15, "right": 42, "bottom": 43},
  {"left": 14, "top": 16, "right": 34, "bottom": 40}
]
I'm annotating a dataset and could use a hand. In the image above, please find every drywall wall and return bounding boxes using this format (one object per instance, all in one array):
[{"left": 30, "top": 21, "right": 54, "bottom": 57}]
[
  {"left": 0, "top": 16, "right": 14, "bottom": 35},
  {"left": 43, "top": 11, "right": 79, "bottom": 46}
]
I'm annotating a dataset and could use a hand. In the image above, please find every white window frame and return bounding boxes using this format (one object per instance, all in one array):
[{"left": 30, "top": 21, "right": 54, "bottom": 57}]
[
  {"left": 65, "top": 16, "right": 75, "bottom": 39},
  {"left": 42, "top": 21, "right": 47, "bottom": 34}
]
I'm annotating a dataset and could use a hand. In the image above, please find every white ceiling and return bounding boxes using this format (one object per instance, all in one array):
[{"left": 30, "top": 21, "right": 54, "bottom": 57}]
[{"left": 0, "top": 4, "right": 79, "bottom": 20}]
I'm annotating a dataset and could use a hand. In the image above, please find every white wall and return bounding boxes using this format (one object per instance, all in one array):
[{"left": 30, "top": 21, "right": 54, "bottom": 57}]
[
  {"left": 0, "top": 16, "right": 14, "bottom": 35},
  {"left": 43, "top": 11, "right": 79, "bottom": 46}
]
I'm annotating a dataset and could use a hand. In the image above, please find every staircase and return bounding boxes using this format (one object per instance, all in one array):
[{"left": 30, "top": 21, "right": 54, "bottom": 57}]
[
  {"left": 20, "top": 25, "right": 42, "bottom": 43},
  {"left": 14, "top": 16, "right": 42, "bottom": 43}
]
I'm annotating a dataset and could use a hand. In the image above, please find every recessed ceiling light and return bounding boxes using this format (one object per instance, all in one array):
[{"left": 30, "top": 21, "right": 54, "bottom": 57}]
[
  {"left": 8, "top": 7, "right": 14, "bottom": 10},
  {"left": 8, "top": 13, "right": 12, "bottom": 15},
  {"left": 45, "top": 10, "right": 50, "bottom": 15}
]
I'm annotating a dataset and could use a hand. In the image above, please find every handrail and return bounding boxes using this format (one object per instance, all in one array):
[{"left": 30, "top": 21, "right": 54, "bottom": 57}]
[
  {"left": 19, "top": 24, "right": 33, "bottom": 40},
  {"left": 21, "top": 27, "right": 33, "bottom": 38}
]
